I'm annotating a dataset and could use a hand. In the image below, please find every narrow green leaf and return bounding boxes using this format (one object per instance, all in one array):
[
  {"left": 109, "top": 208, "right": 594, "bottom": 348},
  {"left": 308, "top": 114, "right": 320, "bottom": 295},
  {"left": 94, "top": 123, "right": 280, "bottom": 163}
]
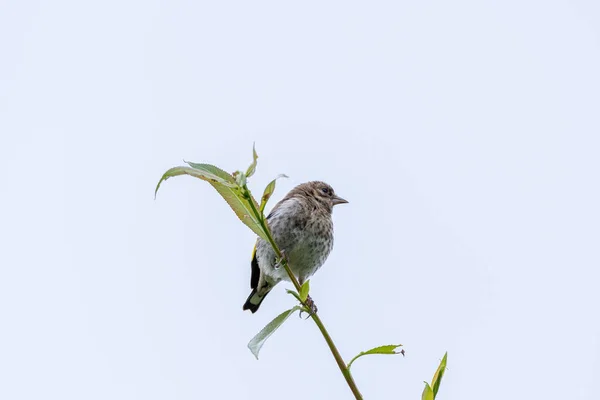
[
  {"left": 209, "top": 182, "right": 269, "bottom": 242},
  {"left": 421, "top": 383, "right": 434, "bottom": 400},
  {"left": 286, "top": 289, "right": 302, "bottom": 303},
  {"left": 184, "top": 162, "right": 236, "bottom": 184},
  {"left": 259, "top": 174, "right": 288, "bottom": 213},
  {"left": 248, "top": 306, "right": 301, "bottom": 359},
  {"left": 431, "top": 352, "right": 448, "bottom": 398},
  {"left": 299, "top": 280, "right": 310, "bottom": 302},
  {"left": 246, "top": 143, "right": 258, "bottom": 177},
  {"left": 346, "top": 344, "right": 403, "bottom": 370},
  {"left": 155, "top": 164, "right": 269, "bottom": 242},
  {"left": 154, "top": 165, "right": 235, "bottom": 198}
]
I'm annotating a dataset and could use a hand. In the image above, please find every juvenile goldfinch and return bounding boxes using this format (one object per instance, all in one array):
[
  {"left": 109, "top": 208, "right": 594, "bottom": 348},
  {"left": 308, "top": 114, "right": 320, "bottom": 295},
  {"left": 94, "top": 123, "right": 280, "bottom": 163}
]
[{"left": 243, "top": 181, "right": 348, "bottom": 313}]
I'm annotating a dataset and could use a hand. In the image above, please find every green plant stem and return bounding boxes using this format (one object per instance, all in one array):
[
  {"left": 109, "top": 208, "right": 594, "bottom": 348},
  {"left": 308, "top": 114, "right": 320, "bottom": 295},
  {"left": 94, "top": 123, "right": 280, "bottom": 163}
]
[
  {"left": 243, "top": 185, "right": 363, "bottom": 400},
  {"left": 310, "top": 313, "right": 363, "bottom": 400}
]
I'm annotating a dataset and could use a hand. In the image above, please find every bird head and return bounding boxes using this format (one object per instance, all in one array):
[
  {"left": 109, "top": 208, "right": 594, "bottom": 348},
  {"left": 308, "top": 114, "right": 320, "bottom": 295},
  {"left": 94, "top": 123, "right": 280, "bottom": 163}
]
[{"left": 303, "top": 181, "right": 348, "bottom": 211}]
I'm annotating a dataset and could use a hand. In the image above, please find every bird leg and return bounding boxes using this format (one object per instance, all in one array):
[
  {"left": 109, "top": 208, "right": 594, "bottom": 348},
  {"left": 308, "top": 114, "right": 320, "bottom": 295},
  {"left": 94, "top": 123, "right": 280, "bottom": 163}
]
[{"left": 274, "top": 249, "right": 288, "bottom": 270}]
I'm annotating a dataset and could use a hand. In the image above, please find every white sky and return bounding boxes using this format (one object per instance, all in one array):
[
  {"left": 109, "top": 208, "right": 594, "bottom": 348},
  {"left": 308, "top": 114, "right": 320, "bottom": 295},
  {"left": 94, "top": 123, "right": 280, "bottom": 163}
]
[{"left": 1, "top": 1, "right": 599, "bottom": 399}]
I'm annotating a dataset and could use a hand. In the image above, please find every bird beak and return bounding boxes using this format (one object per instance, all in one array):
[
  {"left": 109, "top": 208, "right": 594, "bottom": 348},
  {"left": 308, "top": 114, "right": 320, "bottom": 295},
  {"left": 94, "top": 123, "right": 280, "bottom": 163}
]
[{"left": 332, "top": 195, "right": 349, "bottom": 206}]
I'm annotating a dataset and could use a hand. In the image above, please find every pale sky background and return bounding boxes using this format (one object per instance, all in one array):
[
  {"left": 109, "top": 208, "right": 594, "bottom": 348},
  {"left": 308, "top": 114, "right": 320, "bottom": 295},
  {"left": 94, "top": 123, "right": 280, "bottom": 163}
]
[{"left": 1, "top": 1, "right": 599, "bottom": 399}]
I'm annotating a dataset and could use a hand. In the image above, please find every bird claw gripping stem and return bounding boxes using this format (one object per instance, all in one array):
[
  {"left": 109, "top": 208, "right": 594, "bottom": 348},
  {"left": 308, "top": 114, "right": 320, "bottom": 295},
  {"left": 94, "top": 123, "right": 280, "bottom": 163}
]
[
  {"left": 299, "top": 295, "right": 318, "bottom": 318},
  {"left": 305, "top": 294, "right": 318, "bottom": 314},
  {"left": 274, "top": 249, "right": 288, "bottom": 270}
]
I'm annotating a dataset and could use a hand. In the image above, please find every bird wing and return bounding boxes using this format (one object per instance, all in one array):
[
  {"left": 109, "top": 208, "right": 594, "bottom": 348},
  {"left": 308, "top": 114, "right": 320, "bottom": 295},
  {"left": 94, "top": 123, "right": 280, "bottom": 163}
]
[
  {"left": 252, "top": 197, "right": 301, "bottom": 289},
  {"left": 250, "top": 202, "right": 279, "bottom": 290},
  {"left": 250, "top": 239, "right": 260, "bottom": 289}
]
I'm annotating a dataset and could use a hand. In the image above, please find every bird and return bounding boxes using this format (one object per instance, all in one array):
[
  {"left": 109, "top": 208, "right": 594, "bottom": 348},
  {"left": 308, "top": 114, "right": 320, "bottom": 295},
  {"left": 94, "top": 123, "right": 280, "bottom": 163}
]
[{"left": 243, "top": 181, "right": 348, "bottom": 313}]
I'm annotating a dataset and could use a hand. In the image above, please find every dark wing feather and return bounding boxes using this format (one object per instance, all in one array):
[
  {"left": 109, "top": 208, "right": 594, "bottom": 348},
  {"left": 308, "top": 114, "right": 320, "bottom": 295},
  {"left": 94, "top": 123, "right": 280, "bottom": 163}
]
[
  {"left": 250, "top": 241, "right": 260, "bottom": 289},
  {"left": 251, "top": 196, "right": 288, "bottom": 289}
]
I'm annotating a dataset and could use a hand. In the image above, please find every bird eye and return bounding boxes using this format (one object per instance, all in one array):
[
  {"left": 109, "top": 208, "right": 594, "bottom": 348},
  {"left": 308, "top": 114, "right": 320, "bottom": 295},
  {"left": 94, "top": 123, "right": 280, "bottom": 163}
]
[{"left": 321, "top": 187, "right": 330, "bottom": 195}]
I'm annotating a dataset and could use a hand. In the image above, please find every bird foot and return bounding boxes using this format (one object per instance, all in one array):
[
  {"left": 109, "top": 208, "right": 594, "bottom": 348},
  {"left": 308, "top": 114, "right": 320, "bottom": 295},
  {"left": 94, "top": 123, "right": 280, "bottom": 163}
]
[
  {"left": 274, "top": 250, "right": 288, "bottom": 270},
  {"left": 298, "top": 295, "right": 318, "bottom": 319},
  {"left": 305, "top": 294, "right": 318, "bottom": 314}
]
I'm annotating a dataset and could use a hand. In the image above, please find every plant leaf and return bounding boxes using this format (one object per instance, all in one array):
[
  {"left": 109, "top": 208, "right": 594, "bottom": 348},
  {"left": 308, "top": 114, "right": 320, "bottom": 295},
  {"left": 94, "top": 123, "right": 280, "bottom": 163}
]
[
  {"left": 155, "top": 163, "right": 269, "bottom": 242},
  {"left": 299, "top": 280, "right": 310, "bottom": 302},
  {"left": 286, "top": 289, "right": 302, "bottom": 303},
  {"left": 235, "top": 171, "right": 247, "bottom": 187},
  {"left": 184, "top": 162, "right": 237, "bottom": 185},
  {"left": 155, "top": 165, "right": 236, "bottom": 198},
  {"left": 209, "top": 182, "right": 268, "bottom": 242},
  {"left": 346, "top": 344, "right": 403, "bottom": 370},
  {"left": 421, "top": 383, "right": 434, "bottom": 400},
  {"left": 259, "top": 174, "right": 288, "bottom": 213},
  {"left": 248, "top": 306, "right": 301, "bottom": 359},
  {"left": 431, "top": 352, "right": 448, "bottom": 398},
  {"left": 246, "top": 143, "right": 258, "bottom": 178}
]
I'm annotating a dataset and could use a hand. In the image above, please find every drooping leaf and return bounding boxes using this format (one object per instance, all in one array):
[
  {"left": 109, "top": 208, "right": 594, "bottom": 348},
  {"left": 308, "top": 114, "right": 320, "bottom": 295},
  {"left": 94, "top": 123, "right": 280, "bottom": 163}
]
[
  {"left": 299, "top": 280, "right": 310, "bottom": 302},
  {"left": 184, "top": 162, "right": 237, "bottom": 185},
  {"left": 421, "top": 383, "right": 434, "bottom": 400},
  {"left": 259, "top": 174, "right": 288, "bottom": 214},
  {"left": 246, "top": 143, "right": 258, "bottom": 178},
  {"left": 155, "top": 165, "right": 236, "bottom": 198},
  {"left": 155, "top": 163, "right": 268, "bottom": 242},
  {"left": 431, "top": 352, "right": 448, "bottom": 398},
  {"left": 248, "top": 306, "right": 301, "bottom": 359},
  {"left": 347, "top": 344, "right": 403, "bottom": 370}
]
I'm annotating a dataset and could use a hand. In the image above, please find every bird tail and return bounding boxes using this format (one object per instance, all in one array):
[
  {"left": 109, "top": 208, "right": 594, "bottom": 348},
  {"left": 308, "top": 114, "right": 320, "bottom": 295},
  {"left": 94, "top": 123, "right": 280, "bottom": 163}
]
[{"left": 243, "top": 288, "right": 271, "bottom": 313}]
